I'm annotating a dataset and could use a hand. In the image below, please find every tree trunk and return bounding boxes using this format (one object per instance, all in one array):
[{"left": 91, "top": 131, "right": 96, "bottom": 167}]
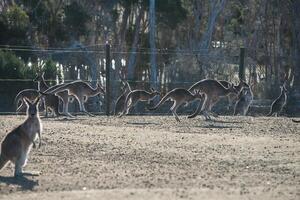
[
  {"left": 113, "top": 6, "right": 131, "bottom": 101},
  {"left": 127, "top": 6, "right": 144, "bottom": 81},
  {"left": 199, "top": 0, "right": 226, "bottom": 50},
  {"left": 287, "top": 0, "right": 300, "bottom": 116},
  {"left": 149, "top": 0, "right": 157, "bottom": 89}
]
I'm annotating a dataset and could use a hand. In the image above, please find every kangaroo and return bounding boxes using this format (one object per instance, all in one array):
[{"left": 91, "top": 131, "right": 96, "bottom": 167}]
[
  {"left": 42, "top": 80, "right": 105, "bottom": 116},
  {"left": 120, "top": 88, "right": 160, "bottom": 117},
  {"left": 0, "top": 97, "right": 42, "bottom": 177},
  {"left": 188, "top": 79, "right": 238, "bottom": 120},
  {"left": 234, "top": 87, "right": 253, "bottom": 116},
  {"left": 114, "top": 81, "right": 132, "bottom": 115},
  {"left": 33, "top": 72, "right": 49, "bottom": 92},
  {"left": 41, "top": 83, "right": 75, "bottom": 117},
  {"left": 267, "top": 84, "right": 288, "bottom": 117},
  {"left": 219, "top": 79, "right": 250, "bottom": 109},
  {"left": 33, "top": 73, "right": 62, "bottom": 117},
  {"left": 148, "top": 88, "right": 203, "bottom": 122},
  {"left": 14, "top": 73, "right": 57, "bottom": 115}
]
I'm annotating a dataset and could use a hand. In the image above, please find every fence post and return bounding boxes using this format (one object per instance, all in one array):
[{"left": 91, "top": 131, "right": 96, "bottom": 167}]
[
  {"left": 105, "top": 41, "right": 111, "bottom": 116},
  {"left": 239, "top": 47, "right": 245, "bottom": 80}
]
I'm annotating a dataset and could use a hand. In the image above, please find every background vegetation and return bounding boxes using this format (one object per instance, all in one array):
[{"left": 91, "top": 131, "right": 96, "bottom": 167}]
[{"left": 0, "top": 0, "right": 299, "bottom": 113}]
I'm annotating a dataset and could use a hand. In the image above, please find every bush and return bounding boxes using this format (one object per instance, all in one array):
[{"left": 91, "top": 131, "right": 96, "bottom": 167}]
[
  {"left": 0, "top": 51, "right": 61, "bottom": 82},
  {"left": 0, "top": 50, "right": 26, "bottom": 79}
]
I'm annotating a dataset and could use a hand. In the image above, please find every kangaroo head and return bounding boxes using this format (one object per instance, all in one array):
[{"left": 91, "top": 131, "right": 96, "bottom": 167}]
[
  {"left": 281, "top": 84, "right": 288, "bottom": 94},
  {"left": 150, "top": 87, "right": 160, "bottom": 96},
  {"left": 24, "top": 97, "right": 41, "bottom": 118},
  {"left": 236, "top": 78, "right": 249, "bottom": 90},
  {"left": 228, "top": 83, "right": 239, "bottom": 94},
  {"left": 97, "top": 83, "right": 105, "bottom": 95},
  {"left": 33, "top": 72, "right": 45, "bottom": 82},
  {"left": 120, "top": 81, "right": 131, "bottom": 93}
]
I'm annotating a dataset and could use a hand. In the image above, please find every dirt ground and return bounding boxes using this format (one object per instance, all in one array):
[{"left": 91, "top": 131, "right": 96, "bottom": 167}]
[{"left": 0, "top": 115, "right": 299, "bottom": 200}]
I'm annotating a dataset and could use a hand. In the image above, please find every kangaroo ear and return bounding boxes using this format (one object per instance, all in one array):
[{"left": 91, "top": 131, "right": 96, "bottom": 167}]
[
  {"left": 100, "top": 85, "right": 106, "bottom": 94},
  {"left": 23, "top": 97, "right": 32, "bottom": 106},
  {"left": 34, "top": 96, "right": 41, "bottom": 105},
  {"left": 280, "top": 85, "right": 283, "bottom": 90}
]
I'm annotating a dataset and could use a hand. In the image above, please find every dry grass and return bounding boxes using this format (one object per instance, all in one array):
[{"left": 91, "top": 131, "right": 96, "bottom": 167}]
[{"left": 0, "top": 115, "right": 299, "bottom": 200}]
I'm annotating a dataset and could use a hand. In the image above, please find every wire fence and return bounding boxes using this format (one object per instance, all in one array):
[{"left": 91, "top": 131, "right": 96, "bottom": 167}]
[{"left": 0, "top": 43, "right": 288, "bottom": 116}]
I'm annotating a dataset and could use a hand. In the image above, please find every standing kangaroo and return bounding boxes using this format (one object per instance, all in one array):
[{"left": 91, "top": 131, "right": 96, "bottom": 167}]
[
  {"left": 188, "top": 79, "right": 238, "bottom": 120},
  {"left": 267, "top": 85, "right": 288, "bottom": 117},
  {"left": 14, "top": 73, "right": 48, "bottom": 113},
  {"left": 148, "top": 88, "right": 203, "bottom": 122},
  {"left": 120, "top": 88, "right": 160, "bottom": 117},
  {"left": 34, "top": 73, "right": 62, "bottom": 117},
  {"left": 114, "top": 81, "right": 132, "bottom": 115},
  {"left": 42, "top": 80, "right": 105, "bottom": 116},
  {"left": 234, "top": 87, "right": 253, "bottom": 116},
  {"left": 219, "top": 79, "right": 250, "bottom": 109},
  {"left": 0, "top": 97, "right": 42, "bottom": 177}
]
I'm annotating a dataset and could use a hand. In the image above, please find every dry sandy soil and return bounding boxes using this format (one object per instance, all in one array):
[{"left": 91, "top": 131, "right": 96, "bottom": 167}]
[{"left": 0, "top": 115, "right": 299, "bottom": 200}]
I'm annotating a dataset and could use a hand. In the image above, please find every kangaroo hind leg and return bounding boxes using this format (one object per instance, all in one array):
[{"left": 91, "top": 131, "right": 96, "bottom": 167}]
[
  {"left": 171, "top": 102, "right": 180, "bottom": 122},
  {"left": 78, "top": 96, "right": 94, "bottom": 117}
]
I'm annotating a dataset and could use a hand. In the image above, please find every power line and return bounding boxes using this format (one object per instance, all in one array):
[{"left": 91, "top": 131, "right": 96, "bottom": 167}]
[
  {"left": 0, "top": 47, "right": 238, "bottom": 57},
  {"left": 0, "top": 47, "right": 106, "bottom": 53}
]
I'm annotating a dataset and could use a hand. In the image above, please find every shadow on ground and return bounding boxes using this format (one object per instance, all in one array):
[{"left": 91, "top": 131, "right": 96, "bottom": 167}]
[{"left": 0, "top": 175, "right": 38, "bottom": 191}]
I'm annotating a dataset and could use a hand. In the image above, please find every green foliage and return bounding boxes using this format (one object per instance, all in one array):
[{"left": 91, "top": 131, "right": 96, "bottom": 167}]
[
  {"left": 0, "top": 50, "right": 26, "bottom": 79},
  {"left": 43, "top": 59, "right": 61, "bottom": 81},
  {"left": 64, "top": 1, "right": 91, "bottom": 38},
  {"left": 0, "top": 4, "right": 29, "bottom": 44},
  {"left": 156, "top": 0, "right": 187, "bottom": 29},
  {"left": 0, "top": 51, "right": 60, "bottom": 81},
  {"left": 227, "top": 3, "right": 245, "bottom": 36}
]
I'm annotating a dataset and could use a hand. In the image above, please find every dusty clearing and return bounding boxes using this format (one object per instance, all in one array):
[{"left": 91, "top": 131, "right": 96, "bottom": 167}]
[{"left": 0, "top": 115, "right": 299, "bottom": 200}]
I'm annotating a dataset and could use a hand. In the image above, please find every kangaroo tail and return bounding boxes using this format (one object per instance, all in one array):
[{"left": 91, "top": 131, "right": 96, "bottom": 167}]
[
  {"left": 148, "top": 92, "right": 171, "bottom": 110},
  {"left": 114, "top": 95, "right": 125, "bottom": 115},
  {"left": 187, "top": 100, "right": 202, "bottom": 118},
  {"left": 266, "top": 110, "right": 273, "bottom": 116},
  {"left": 119, "top": 93, "right": 131, "bottom": 116},
  {"left": 0, "top": 154, "right": 8, "bottom": 171}
]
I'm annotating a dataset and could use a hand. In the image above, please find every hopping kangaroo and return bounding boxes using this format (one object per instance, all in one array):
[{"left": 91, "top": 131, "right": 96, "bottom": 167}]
[
  {"left": 42, "top": 80, "right": 105, "bottom": 116},
  {"left": 120, "top": 88, "right": 160, "bottom": 116},
  {"left": 188, "top": 79, "right": 238, "bottom": 120},
  {"left": 149, "top": 88, "right": 203, "bottom": 122},
  {"left": 114, "top": 81, "right": 132, "bottom": 115},
  {"left": 0, "top": 97, "right": 42, "bottom": 177},
  {"left": 234, "top": 87, "right": 253, "bottom": 116},
  {"left": 267, "top": 84, "right": 288, "bottom": 117}
]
